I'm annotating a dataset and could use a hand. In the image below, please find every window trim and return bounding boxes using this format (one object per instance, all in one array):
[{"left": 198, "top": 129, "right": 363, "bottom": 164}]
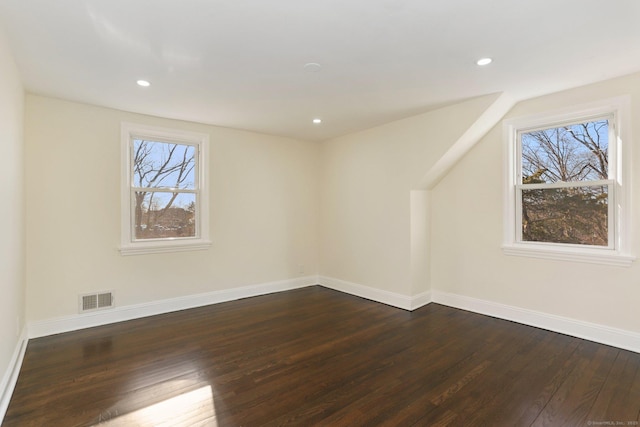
[
  {"left": 502, "top": 96, "right": 634, "bottom": 267},
  {"left": 120, "top": 122, "right": 211, "bottom": 255}
]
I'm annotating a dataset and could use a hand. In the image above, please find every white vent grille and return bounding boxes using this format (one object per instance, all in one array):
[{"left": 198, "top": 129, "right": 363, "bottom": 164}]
[{"left": 79, "top": 291, "right": 114, "bottom": 313}]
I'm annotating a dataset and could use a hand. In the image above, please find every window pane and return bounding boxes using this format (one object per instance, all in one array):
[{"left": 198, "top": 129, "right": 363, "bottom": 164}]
[
  {"left": 134, "top": 192, "right": 196, "bottom": 239},
  {"left": 133, "top": 140, "right": 196, "bottom": 189},
  {"left": 521, "top": 185, "right": 608, "bottom": 246},
  {"left": 521, "top": 120, "right": 608, "bottom": 184}
]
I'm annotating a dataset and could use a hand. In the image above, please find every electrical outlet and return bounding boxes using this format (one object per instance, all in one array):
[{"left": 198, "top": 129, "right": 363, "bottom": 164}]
[{"left": 298, "top": 264, "right": 305, "bottom": 274}]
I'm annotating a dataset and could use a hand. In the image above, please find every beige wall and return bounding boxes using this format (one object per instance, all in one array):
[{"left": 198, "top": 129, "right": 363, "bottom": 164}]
[
  {"left": 20, "top": 63, "right": 640, "bottom": 336},
  {"left": 319, "top": 94, "right": 498, "bottom": 295},
  {"left": 431, "top": 72, "right": 640, "bottom": 332},
  {"left": 25, "top": 96, "right": 319, "bottom": 322},
  {"left": 0, "top": 29, "right": 25, "bottom": 378}
]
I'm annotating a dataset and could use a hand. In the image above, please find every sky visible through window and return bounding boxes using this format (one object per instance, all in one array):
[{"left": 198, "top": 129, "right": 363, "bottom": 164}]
[
  {"left": 133, "top": 139, "right": 196, "bottom": 190},
  {"left": 521, "top": 119, "right": 608, "bottom": 184}
]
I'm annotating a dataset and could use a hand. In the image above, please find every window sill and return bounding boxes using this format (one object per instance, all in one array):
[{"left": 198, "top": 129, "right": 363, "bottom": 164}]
[
  {"left": 119, "top": 240, "right": 212, "bottom": 256},
  {"left": 502, "top": 244, "right": 635, "bottom": 267}
]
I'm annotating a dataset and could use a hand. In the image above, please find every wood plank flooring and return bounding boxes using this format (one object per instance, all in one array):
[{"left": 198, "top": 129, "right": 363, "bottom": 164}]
[{"left": 4, "top": 286, "right": 640, "bottom": 426}]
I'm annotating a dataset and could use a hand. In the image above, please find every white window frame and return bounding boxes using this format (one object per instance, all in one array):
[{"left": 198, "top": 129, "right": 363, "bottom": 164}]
[
  {"left": 502, "top": 96, "right": 634, "bottom": 267},
  {"left": 120, "top": 122, "right": 211, "bottom": 255}
]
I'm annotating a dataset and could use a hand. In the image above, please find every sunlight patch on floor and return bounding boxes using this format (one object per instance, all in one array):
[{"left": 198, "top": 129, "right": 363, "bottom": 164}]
[{"left": 98, "top": 385, "right": 217, "bottom": 426}]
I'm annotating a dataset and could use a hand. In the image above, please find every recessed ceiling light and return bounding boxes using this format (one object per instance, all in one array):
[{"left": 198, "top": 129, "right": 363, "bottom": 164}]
[
  {"left": 304, "top": 63, "right": 322, "bottom": 73},
  {"left": 136, "top": 80, "right": 151, "bottom": 87},
  {"left": 312, "top": 118, "right": 322, "bottom": 124},
  {"left": 476, "top": 57, "right": 492, "bottom": 66}
]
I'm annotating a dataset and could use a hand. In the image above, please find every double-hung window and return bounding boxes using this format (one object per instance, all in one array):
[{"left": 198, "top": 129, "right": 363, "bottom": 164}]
[
  {"left": 120, "top": 123, "right": 210, "bottom": 255},
  {"left": 502, "top": 97, "right": 633, "bottom": 266}
]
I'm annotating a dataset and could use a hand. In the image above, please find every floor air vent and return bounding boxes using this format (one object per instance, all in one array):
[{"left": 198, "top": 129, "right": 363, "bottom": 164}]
[{"left": 79, "top": 291, "right": 114, "bottom": 313}]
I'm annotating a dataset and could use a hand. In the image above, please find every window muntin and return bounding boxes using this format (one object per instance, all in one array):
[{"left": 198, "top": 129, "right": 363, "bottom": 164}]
[
  {"left": 516, "top": 117, "right": 614, "bottom": 248},
  {"left": 121, "top": 123, "right": 210, "bottom": 255}
]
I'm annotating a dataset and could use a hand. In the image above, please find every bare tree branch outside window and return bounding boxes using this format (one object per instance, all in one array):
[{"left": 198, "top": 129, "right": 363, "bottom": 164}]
[{"left": 132, "top": 140, "right": 197, "bottom": 239}]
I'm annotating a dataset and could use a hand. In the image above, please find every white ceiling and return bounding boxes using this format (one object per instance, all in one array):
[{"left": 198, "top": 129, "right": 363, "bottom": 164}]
[{"left": 1, "top": 0, "right": 640, "bottom": 142}]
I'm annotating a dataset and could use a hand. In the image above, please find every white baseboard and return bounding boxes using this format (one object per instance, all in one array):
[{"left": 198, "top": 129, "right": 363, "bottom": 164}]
[
  {"left": 0, "top": 328, "right": 28, "bottom": 424},
  {"left": 22, "top": 275, "right": 640, "bottom": 363},
  {"left": 316, "top": 277, "right": 640, "bottom": 353},
  {"left": 409, "top": 290, "right": 432, "bottom": 310},
  {"left": 318, "top": 276, "right": 430, "bottom": 311},
  {"left": 28, "top": 276, "right": 318, "bottom": 339},
  {"left": 431, "top": 290, "right": 640, "bottom": 354}
]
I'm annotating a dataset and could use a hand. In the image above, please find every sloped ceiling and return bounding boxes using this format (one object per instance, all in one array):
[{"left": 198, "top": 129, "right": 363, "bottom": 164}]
[{"left": 1, "top": 0, "right": 639, "bottom": 141}]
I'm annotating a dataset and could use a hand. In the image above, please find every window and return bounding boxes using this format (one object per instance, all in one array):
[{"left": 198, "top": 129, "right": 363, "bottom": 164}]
[
  {"left": 502, "top": 97, "right": 634, "bottom": 266},
  {"left": 120, "top": 123, "right": 210, "bottom": 255}
]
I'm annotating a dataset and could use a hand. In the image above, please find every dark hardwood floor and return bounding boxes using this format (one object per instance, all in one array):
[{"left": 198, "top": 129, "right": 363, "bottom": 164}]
[{"left": 4, "top": 286, "right": 640, "bottom": 426}]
